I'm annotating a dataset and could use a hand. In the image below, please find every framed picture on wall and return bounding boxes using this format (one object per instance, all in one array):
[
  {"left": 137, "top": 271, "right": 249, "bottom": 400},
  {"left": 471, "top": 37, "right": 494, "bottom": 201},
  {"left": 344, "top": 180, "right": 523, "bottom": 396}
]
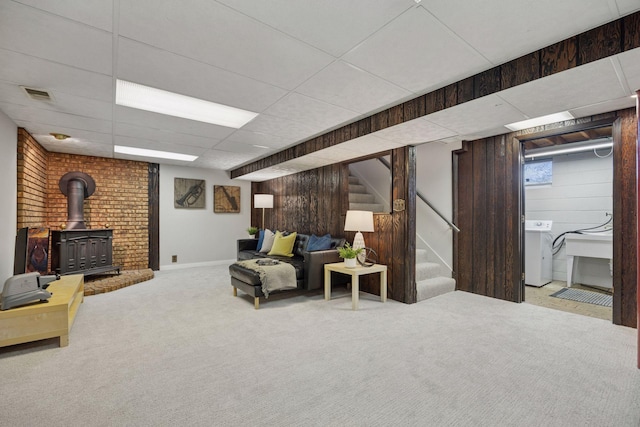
[
  {"left": 174, "top": 178, "right": 206, "bottom": 209},
  {"left": 214, "top": 185, "right": 240, "bottom": 213}
]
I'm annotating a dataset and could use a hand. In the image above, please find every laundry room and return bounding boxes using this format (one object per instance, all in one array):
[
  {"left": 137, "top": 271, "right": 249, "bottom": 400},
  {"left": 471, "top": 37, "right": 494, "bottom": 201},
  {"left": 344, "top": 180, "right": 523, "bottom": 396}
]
[{"left": 524, "top": 134, "right": 613, "bottom": 317}]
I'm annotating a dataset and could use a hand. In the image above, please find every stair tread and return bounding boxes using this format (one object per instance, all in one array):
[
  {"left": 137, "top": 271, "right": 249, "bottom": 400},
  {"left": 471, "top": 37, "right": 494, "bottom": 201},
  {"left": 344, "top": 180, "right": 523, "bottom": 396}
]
[{"left": 416, "top": 277, "right": 456, "bottom": 302}]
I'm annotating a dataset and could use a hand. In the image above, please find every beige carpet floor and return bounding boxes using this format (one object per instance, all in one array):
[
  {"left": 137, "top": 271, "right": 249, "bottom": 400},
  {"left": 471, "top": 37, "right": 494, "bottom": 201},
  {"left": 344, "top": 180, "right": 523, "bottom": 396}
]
[{"left": 0, "top": 266, "right": 638, "bottom": 426}]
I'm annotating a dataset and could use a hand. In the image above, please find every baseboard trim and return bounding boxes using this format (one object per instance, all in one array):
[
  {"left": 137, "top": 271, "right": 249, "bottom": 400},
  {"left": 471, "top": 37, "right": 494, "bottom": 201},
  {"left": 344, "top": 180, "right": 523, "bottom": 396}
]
[{"left": 160, "top": 259, "right": 235, "bottom": 271}]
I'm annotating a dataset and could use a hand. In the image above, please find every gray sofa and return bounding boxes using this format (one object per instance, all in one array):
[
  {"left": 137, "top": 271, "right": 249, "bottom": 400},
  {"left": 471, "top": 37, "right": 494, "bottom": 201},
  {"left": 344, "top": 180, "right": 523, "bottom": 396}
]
[{"left": 231, "top": 234, "right": 346, "bottom": 307}]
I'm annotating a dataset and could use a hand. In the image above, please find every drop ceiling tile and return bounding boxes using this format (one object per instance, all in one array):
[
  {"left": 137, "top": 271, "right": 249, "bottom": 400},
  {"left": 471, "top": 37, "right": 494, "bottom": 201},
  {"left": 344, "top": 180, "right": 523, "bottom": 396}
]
[
  {"left": 117, "top": 39, "right": 287, "bottom": 113},
  {"left": 262, "top": 92, "right": 360, "bottom": 130},
  {"left": 497, "top": 58, "right": 628, "bottom": 118},
  {"left": 13, "top": 0, "right": 113, "bottom": 31},
  {"left": 307, "top": 145, "right": 359, "bottom": 162},
  {"left": 213, "top": 139, "right": 273, "bottom": 155},
  {"left": 0, "top": 2, "right": 112, "bottom": 74},
  {"left": 617, "top": 48, "right": 640, "bottom": 95},
  {"left": 423, "top": 0, "right": 617, "bottom": 65},
  {"left": 241, "top": 114, "right": 322, "bottom": 142},
  {"left": 615, "top": 0, "right": 640, "bottom": 15},
  {"left": 193, "top": 149, "right": 257, "bottom": 170},
  {"left": 118, "top": 0, "right": 333, "bottom": 90},
  {"left": 14, "top": 121, "right": 113, "bottom": 145},
  {"left": 0, "top": 49, "right": 113, "bottom": 102},
  {"left": 0, "top": 102, "right": 112, "bottom": 134},
  {"left": 216, "top": 0, "right": 414, "bottom": 56},
  {"left": 114, "top": 135, "right": 206, "bottom": 157},
  {"left": 338, "top": 134, "right": 404, "bottom": 155},
  {"left": 296, "top": 61, "right": 412, "bottom": 114},
  {"left": 569, "top": 96, "right": 636, "bottom": 118},
  {"left": 342, "top": 6, "right": 491, "bottom": 93},
  {"left": 114, "top": 106, "right": 237, "bottom": 141},
  {"left": 373, "top": 117, "right": 457, "bottom": 145},
  {"left": 35, "top": 134, "right": 112, "bottom": 154},
  {"left": 115, "top": 122, "right": 221, "bottom": 149},
  {"left": 224, "top": 129, "right": 291, "bottom": 149},
  {"left": 426, "top": 94, "right": 527, "bottom": 135}
]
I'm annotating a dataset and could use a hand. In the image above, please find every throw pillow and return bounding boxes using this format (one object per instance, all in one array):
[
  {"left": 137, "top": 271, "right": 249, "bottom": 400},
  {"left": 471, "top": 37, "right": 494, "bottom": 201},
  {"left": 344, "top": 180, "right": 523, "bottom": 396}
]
[
  {"left": 259, "top": 229, "right": 276, "bottom": 253},
  {"left": 256, "top": 229, "right": 266, "bottom": 251},
  {"left": 306, "top": 233, "right": 332, "bottom": 251},
  {"left": 268, "top": 231, "right": 297, "bottom": 257}
]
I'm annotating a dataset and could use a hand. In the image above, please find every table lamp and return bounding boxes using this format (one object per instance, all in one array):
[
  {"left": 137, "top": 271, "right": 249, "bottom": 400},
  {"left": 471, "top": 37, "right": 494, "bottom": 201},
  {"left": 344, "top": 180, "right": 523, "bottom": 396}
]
[
  {"left": 344, "top": 210, "right": 375, "bottom": 260},
  {"left": 254, "top": 194, "right": 274, "bottom": 229}
]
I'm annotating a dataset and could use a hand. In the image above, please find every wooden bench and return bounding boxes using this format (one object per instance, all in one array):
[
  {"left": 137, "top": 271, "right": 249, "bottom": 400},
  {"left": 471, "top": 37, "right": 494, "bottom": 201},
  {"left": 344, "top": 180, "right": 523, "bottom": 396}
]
[{"left": 0, "top": 274, "right": 84, "bottom": 348}]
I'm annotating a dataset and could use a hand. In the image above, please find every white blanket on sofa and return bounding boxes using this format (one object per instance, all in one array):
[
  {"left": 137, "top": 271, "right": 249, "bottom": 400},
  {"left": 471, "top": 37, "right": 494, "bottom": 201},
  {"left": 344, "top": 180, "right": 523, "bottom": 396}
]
[{"left": 236, "top": 260, "right": 297, "bottom": 298}]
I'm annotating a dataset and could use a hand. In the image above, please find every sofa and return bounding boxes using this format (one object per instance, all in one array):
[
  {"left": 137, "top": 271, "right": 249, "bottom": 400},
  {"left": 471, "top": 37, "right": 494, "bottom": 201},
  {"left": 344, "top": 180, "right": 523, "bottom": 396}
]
[{"left": 231, "top": 233, "right": 346, "bottom": 308}]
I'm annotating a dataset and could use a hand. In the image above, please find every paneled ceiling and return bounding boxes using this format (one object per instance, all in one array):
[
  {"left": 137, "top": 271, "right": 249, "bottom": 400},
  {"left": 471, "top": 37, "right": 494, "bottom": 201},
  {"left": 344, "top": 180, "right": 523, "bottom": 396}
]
[{"left": 0, "top": 0, "right": 638, "bottom": 180}]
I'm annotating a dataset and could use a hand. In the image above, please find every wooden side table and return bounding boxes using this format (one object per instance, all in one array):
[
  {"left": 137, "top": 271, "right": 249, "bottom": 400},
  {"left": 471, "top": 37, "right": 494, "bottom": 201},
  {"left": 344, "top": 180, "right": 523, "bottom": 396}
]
[{"left": 324, "top": 262, "right": 387, "bottom": 310}]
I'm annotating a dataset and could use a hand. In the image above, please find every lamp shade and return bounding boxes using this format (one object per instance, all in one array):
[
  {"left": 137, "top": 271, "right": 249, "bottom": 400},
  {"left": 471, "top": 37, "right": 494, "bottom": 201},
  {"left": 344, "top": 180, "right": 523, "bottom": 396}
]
[
  {"left": 254, "top": 194, "right": 274, "bottom": 209},
  {"left": 344, "top": 210, "right": 374, "bottom": 232}
]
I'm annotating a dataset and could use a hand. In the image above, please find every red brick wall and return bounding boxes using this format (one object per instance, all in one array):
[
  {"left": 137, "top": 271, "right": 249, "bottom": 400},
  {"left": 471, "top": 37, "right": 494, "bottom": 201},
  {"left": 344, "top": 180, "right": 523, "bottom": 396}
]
[
  {"left": 16, "top": 129, "right": 149, "bottom": 270},
  {"left": 16, "top": 129, "right": 47, "bottom": 228}
]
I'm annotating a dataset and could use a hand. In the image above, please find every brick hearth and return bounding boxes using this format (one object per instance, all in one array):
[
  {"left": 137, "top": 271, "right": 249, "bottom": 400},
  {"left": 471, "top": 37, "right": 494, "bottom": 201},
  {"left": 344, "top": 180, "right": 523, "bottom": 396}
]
[{"left": 84, "top": 269, "right": 155, "bottom": 296}]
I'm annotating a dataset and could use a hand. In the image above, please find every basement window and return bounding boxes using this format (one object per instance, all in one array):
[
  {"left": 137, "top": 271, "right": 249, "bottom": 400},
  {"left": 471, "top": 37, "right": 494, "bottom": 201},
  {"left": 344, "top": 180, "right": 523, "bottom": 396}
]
[{"left": 524, "top": 159, "right": 552, "bottom": 186}]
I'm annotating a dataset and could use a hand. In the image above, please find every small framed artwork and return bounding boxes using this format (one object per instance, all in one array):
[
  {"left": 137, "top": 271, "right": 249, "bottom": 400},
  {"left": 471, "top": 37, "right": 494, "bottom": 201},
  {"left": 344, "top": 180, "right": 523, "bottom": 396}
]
[
  {"left": 214, "top": 185, "right": 240, "bottom": 213},
  {"left": 174, "top": 178, "right": 206, "bottom": 209}
]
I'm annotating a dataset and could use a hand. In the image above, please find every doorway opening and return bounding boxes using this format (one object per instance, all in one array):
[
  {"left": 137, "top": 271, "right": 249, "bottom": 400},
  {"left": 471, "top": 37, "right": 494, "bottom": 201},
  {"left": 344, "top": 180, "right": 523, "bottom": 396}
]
[{"left": 521, "top": 123, "right": 614, "bottom": 321}]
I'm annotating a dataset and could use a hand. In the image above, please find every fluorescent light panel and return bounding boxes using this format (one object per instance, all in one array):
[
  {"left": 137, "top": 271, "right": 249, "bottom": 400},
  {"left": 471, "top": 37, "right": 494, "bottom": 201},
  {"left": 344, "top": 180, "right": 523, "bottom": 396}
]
[
  {"left": 116, "top": 80, "right": 258, "bottom": 128},
  {"left": 114, "top": 145, "right": 198, "bottom": 162},
  {"left": 505, "top": 111, "right": 574, "bottom": 131},
  {"left": 525, "top": 140, "right": 612, "bottom": 159}
]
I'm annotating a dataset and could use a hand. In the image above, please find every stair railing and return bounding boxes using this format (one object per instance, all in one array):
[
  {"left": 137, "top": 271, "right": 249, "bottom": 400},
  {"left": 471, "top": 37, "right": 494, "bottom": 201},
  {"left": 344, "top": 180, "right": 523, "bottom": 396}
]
[{"left": 377, "top": 158, "right": 460, "bottom": 233}]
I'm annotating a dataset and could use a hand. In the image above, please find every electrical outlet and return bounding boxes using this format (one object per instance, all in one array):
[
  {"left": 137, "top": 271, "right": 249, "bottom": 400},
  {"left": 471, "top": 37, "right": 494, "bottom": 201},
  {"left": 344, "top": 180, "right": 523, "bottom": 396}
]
[{"left": 171, "top": 255, "right": 177, "bottom": 263}]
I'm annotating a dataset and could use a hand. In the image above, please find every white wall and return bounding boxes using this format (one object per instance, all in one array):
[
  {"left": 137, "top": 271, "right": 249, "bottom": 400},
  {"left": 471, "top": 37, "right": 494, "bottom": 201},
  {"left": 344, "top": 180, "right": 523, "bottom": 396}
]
[
  {"left": 159, "top": 165, "right": 251, "bottom": 270},
  {"left": 349, "top": 157, "right": 391, "bottom": 212},
  {"left": 0, "top": 110, "right": 17, "bottom": 288},
  {"left": 415, "top": 140, "right": 462, "bottom": 273},
  {"left": 525, "top": 150, "right": 613, "bottom": 287}
]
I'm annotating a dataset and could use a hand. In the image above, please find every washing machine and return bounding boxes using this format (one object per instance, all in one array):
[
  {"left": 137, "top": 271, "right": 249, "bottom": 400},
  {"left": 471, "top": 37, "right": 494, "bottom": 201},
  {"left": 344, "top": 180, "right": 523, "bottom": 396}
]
[{"left": 525, "top": 220, "right": 553, "bottom": 287}]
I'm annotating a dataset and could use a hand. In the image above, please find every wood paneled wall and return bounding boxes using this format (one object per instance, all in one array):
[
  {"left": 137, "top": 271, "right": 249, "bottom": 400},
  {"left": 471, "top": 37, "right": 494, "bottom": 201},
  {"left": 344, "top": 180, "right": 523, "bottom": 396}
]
[
  {"left": 252, "top": 146, "right": 417, "bottom": 303},
  {"left": 232, "top": 12, "right": 640, "bottom": 179},
  {"left": 453, "top": 135, "right": 523, "bottom": 302},
  {"left": 612, "top": 109, "right": 638, "bottom": 328},
  {"left": 454, "top": 109, "right": 637, "bottom": 327}
]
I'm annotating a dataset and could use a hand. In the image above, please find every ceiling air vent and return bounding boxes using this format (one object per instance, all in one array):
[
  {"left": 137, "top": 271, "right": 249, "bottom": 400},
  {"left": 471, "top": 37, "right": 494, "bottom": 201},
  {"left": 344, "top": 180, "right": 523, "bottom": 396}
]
[{"left": 20, "top": 86, "right": 52, "bottom": 101}]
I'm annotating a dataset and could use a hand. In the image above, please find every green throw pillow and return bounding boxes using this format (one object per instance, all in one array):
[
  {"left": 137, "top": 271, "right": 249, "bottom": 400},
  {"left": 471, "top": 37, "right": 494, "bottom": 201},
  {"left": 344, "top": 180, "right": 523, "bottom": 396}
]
[{"left": 268, "top": 231, "right": 297, "bottom": 257}]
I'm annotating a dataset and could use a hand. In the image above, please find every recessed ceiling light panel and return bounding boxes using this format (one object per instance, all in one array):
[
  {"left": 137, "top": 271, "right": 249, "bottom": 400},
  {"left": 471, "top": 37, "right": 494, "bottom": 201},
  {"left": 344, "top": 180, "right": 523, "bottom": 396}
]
[
  {"left": 114, "top": 145, "right": 198, "bottom": 162},
  {"left": 505, "top": 111, "right": 574, "bottom": 131},
  {"left": 115, "top": 80, "right": 258, "bottom": 129}
]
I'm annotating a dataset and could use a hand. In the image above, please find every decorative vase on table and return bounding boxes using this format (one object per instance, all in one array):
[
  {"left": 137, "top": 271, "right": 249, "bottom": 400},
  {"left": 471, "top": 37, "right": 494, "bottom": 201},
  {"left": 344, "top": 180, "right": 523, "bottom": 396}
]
[{"left": 344, "top": 258, "right": 357, "bottom": 268}]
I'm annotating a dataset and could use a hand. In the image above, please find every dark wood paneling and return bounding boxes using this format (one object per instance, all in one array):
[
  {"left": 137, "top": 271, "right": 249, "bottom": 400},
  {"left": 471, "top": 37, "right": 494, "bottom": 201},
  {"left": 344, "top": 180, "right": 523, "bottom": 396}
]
[
  {"left": 613, "top": 109, "right": 638, "bottom": 328},
  {"left": 457, "top": 77, "right": 474, "bottom": 105},
  {"left": 453, "top": 137, "right": 523, "bottom": 302},
  {"left": 250, "top": 146, "right": 416, "bottom": 303},
  {"left": 426, "top": 88, "right": 446, "bottom": 114},
  {"left": 501, "top": 52, "right": 540, "bottom": 90},
  {"left": 474, "top": 67, "right": 501, "bottom": 98},
  {"left": 624, "top": 13, "right": 640, "bottom": 51},
  {"left": 541, "top": 38, "right": 577, "bottom": 77},
  {"left": 147, "top": 163, "right": 160, "bottom": 271},
  {"left": 578, "top": 20, "right": 622, "bottom": 65}
]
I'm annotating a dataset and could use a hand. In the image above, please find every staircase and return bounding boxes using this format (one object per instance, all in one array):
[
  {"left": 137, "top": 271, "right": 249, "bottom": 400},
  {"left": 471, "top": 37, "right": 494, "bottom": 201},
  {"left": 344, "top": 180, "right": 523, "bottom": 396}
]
[
  {"left": 348, "top": 175, "right": 384, "bottom": 212},
  {"left": 416, "top": 248, "right": 456, "bottom": 301}
]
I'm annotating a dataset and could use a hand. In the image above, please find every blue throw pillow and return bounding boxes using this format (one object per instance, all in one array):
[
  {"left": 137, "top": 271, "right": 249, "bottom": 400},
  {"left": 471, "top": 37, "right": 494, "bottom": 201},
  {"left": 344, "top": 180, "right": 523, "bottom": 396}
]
[
  {"left": 306, "top": 233, "right": 332, "bottom": 251},
  {"left": 256, "top": 229, "right": 266, "bottom": 251}
]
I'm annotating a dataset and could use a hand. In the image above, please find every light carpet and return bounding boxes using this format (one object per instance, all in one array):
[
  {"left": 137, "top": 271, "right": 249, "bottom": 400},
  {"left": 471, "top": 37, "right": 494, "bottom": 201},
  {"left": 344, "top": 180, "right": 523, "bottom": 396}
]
[{"left": 1, "top": 265, "right": 638, "bottom": 426}]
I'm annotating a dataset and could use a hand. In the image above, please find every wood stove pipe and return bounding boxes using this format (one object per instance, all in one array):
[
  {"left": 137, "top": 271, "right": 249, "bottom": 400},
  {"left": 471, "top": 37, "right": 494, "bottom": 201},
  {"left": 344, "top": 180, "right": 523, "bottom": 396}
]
[{"left": 59, "top": 172, "right": 96, "bottom": 230}]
